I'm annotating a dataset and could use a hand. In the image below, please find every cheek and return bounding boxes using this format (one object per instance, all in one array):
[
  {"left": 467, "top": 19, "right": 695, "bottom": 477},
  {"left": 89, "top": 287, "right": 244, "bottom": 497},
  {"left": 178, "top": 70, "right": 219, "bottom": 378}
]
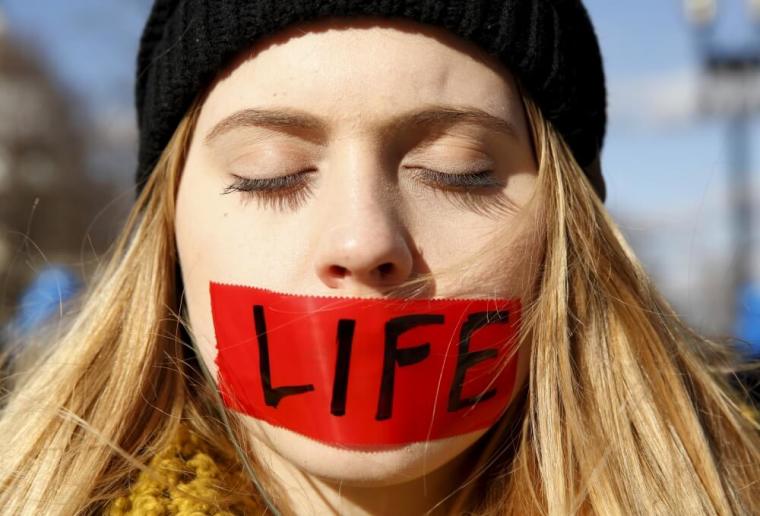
[
  {"left": 176, "top": 190, "right": 334, "bottom": 410},
  {"left": 175, "top": 178, "right": 218, "bottom": 377},
  {"left": 408, "top": 216, "right": 543, "bottom": 301},
  {"left": 174, "top": 164, "right": 248, "bottom": 380},
  {"left": 402, "top": 179, "right": 541, "bottom": 297}
]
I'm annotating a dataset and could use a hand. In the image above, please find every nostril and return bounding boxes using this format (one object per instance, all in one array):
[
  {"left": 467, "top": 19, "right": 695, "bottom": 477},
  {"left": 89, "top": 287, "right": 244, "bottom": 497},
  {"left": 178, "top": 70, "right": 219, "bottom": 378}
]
[
  {"left": 377, "top": 263, "right": 394, "bottom": 277},
  {"left": 328, "top": 265, "right": 348, "bottom": 278}
]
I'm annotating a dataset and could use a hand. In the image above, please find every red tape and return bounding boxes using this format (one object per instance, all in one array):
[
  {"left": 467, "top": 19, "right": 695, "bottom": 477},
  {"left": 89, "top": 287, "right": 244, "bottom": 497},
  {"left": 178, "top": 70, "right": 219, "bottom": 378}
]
[{"left": 210, "top": 281, "right": 522, "bottom": 446}]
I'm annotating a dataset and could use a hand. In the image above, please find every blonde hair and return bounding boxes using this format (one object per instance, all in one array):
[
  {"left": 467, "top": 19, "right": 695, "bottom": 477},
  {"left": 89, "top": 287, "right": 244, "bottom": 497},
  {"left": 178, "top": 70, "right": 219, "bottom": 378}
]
[{"left": 1, "top": 87, "right": 759, "bottom": 515}]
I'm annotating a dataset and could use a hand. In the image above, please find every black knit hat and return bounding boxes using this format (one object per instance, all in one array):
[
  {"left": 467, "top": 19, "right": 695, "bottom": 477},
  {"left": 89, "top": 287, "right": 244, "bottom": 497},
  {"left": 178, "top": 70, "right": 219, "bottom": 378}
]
[{"left": 135, "top": 0, "right": 607, "bottom": 201}]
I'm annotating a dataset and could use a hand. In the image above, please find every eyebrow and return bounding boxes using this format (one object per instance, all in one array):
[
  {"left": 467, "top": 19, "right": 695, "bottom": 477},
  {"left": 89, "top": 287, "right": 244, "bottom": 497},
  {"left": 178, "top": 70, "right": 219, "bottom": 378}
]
[{"left": 203, "top": 104, "right": 521, "bottom": 144}]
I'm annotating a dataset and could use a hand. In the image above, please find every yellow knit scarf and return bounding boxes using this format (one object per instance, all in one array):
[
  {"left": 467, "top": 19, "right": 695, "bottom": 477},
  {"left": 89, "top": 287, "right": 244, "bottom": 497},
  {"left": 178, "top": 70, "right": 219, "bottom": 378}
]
[
  {"left": 106, "top": 425, "right": 261, "bottom": 515},
  {"left": 105, "top": 401, "right": 760, "bottom": 515}
]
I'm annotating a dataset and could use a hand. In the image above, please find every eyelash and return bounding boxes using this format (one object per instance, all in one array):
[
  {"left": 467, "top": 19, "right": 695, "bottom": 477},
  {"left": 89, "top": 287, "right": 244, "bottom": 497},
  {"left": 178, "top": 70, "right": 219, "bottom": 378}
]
[{"left": 221, "top": 168, "right": 502, "bottom": 212}]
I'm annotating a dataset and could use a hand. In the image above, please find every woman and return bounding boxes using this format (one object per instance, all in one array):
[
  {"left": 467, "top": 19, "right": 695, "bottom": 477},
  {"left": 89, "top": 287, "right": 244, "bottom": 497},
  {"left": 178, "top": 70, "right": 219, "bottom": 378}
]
[{"left": 2, "top": 1, "right": 759, "bottom": 514}]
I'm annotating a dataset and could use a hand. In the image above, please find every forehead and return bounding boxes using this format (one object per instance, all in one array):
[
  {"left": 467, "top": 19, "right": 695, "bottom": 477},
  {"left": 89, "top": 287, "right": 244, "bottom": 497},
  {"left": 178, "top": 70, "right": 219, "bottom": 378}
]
[{"left": 197, "top": 17, "right": 526, "bottom": 138}]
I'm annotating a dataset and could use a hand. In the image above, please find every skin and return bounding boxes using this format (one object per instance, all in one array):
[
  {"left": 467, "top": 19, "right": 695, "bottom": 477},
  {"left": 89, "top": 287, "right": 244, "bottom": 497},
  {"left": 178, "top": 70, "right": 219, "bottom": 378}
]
[{"left": 175, "top": 16, "right": 543, "bottom": 515}]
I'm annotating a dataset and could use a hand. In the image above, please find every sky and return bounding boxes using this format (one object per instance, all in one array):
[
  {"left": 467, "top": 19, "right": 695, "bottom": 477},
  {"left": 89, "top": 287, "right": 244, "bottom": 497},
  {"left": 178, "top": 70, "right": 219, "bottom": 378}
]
[{"left": 1, "top": 0, "right": 759, "bottom": 330}]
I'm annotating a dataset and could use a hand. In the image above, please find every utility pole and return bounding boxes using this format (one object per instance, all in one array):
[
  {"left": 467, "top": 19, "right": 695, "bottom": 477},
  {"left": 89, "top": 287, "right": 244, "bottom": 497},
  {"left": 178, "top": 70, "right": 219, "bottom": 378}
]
[{"left": 683, "top": 0, "right": 760, "bottom": 327}]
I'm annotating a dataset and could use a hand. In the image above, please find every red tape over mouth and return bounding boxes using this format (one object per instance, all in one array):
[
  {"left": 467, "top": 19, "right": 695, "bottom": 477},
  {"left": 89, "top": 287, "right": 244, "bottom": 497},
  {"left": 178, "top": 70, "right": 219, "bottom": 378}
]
[{"left": 210, "top": 281, "right": 522, "bottom": 446}]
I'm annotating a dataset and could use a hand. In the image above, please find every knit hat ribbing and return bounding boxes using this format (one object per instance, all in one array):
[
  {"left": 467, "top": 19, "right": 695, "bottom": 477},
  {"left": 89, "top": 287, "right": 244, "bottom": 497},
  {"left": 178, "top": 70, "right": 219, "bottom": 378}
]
[{"left": 135, "top": 0, "right": 607, "bottom": 201}]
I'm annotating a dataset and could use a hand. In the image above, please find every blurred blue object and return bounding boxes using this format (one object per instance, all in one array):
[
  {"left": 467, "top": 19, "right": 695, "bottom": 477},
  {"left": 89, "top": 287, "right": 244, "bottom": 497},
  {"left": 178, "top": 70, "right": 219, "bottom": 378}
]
[
  {"left": 11, "top": 265, "right": 81, "bottom": 337},
  {"left": 735, "top": 283, "right": 760, "bottom": 357}
]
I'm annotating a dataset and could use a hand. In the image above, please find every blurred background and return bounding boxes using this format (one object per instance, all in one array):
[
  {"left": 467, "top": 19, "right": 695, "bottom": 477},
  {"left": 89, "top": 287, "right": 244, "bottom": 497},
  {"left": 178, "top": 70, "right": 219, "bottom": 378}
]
[{"left": 0, "top": 1, "right": 758, "bottom": 357}]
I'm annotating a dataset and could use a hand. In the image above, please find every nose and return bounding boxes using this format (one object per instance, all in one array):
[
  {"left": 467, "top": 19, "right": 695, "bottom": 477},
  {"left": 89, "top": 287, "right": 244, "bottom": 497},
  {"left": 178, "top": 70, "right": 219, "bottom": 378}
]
[{"left": 313, "top": 163, "right": 414, "bottom": 294}]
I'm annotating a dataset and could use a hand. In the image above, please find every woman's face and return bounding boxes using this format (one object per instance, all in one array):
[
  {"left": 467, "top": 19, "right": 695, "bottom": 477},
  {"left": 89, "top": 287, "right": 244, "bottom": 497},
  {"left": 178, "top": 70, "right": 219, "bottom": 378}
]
[{"left": 176, "top": 17, "right": 542, "bottom": 485}]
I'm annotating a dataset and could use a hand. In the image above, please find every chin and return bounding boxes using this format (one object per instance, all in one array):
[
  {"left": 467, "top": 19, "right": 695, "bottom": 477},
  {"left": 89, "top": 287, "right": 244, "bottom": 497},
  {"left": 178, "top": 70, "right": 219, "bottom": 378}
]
[{"left": 239, "top": 413, "right": 487, "bottom": 486}]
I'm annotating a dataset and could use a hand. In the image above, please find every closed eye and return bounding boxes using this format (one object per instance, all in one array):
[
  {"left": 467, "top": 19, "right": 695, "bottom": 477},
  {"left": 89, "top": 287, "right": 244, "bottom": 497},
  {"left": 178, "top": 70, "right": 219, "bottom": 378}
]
[{"left": 221, "top": 168, "right": 505, "bottom": 212}]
